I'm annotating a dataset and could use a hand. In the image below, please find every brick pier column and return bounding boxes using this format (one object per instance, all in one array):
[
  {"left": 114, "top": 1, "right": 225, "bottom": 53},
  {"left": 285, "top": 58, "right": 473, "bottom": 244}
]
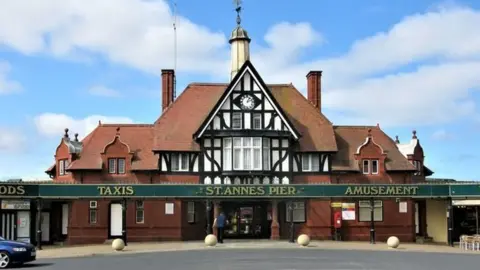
[{"left": 270, "top": 200, "right": 280, "bottom": 240}]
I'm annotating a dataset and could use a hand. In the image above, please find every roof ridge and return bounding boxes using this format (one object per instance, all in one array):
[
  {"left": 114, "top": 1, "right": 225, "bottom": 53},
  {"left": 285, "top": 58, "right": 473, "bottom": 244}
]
[
  {"left": 334, "top": 125, "right": 377, "bottom": 129},
  {"left": 100, "top": 124, "right": 153, "bottom": 127}
]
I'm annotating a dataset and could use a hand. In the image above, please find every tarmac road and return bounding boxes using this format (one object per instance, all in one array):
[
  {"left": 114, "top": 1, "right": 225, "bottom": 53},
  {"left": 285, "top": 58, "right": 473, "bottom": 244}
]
[{"left": 21, "top": 248, "right": 480, "bottom": 270}]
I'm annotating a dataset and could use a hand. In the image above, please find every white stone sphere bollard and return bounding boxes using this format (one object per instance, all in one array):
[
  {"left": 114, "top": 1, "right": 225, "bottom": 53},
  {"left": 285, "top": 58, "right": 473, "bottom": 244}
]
[
  {"left": 387, "top": 236, "right": 400, "bottom": 249},
  {"left": 204, "top": 234, "right": 217, "bottom": 247},
  {"left": 297, "top": 234, "right": 310, "bottom": 247},
  {"left": 112, "top": 238, "right": 125, "bottom": 251}
]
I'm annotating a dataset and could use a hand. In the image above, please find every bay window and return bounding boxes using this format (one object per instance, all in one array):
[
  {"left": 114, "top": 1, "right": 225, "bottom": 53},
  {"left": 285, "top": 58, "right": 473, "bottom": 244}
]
[{"left": 223, "top": 137, "right": 270, "bottom": 170}]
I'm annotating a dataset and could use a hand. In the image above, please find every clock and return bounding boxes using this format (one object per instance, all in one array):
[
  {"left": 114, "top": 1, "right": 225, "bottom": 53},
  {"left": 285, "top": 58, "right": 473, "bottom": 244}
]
[{"left": 240, "top": 94, "right": 255, "bottom": 110}]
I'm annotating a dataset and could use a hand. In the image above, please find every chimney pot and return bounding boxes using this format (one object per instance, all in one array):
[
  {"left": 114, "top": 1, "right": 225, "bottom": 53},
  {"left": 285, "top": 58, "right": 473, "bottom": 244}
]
[
  {"left": 306, "top": 71, "right": 322, "bottom": 111},
  {"left": 161, "top": 69, "right": 175, "bottom": 112}
]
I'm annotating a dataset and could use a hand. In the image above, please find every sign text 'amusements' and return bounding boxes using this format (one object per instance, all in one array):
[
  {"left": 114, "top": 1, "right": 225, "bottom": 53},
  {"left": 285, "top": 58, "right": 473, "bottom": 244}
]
[{"left": 344, "top": 186, "right": 419, "bottom": 196}]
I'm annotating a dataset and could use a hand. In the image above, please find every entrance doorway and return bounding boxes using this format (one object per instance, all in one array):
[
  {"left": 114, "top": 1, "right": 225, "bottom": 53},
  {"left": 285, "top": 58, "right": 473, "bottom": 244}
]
[
  {"left": 220, "top": 201, "right": 271, "bottom": 239},
  {"left": 109, "top": 203, "right": 123, "bottom": 238}
]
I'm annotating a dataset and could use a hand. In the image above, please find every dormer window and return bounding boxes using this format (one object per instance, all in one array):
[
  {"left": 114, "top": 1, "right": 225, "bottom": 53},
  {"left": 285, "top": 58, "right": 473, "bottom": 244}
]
[
  {"left": 108, "top": 158, "right": 126, "bottom": 174},
  {"left": 301, "top": 153, "right": 320, "bottom": 172},
  {"left": 362, "top": 159, "right": 379, "bottom": 175},
  {"left": 58, "top": 159, "right": 69, "bottom": 176},
  {"left": 171, "top": 153, "right": 189, "bottom": 171}
]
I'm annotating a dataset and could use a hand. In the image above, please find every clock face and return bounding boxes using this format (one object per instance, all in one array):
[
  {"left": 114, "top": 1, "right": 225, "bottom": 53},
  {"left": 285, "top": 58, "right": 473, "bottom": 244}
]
[{"left": 240, "top": 94, "right": 255, "bottom": 110}]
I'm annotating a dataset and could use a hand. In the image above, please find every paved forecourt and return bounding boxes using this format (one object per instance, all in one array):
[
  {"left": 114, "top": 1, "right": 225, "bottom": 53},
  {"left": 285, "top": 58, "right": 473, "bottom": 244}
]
[{"left": 34, "top": 248, "right": 480, "bottom": 270}]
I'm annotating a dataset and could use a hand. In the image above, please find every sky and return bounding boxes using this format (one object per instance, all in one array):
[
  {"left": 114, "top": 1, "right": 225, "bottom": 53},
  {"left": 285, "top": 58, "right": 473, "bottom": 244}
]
[{"left": 0, "top": 0, "right": 479, "bottom": 181}]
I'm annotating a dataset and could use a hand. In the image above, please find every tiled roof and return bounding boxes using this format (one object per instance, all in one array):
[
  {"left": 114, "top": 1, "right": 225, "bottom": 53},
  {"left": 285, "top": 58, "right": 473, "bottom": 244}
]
[
  {"left": 63, "top": 124, "right": 156, "bottom": 171},
  {"left": 332, "top": 126, "right": 416, "bottom": 172},
  {"left": 153, "top": 83, "right": 338, "bottom": 152}
]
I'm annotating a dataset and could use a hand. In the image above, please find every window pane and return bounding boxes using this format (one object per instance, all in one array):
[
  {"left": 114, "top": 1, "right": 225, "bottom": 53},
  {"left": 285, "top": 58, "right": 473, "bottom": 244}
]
[
  {"left": 171, "top": 154, "right": 179, "bottom": 171},
  {"left": 181, "top": 154, "right": 189, "bottom": 170},
  {"left": 263, "top": 148, "right": 270, "bottom": 170},
  {"left": 108, "top": 159, "right": 116, "bottom": 173},
  {"left": 253, "top": 114, "right": 261, "bottom": 129},
  {"left": 136, "top": 200, "right": 144, "bottom": 209},
  {"left": 263, "top": 138, "right": 270, "bottom": 148},
  {"left": 253, "top": 137, "right": 261, "bottom": 147},
  {"left": 374, "top": 207, "right": 383, "bottom": 221},
  {"left": 233, "top": 149, "right": 242, "bottom": 169},
  {"left": 312, "top": 154, "right": 320, "bottom": 171},
  {"left": 136, "top": 210, "right": 144, "bottom": 223},
  {"left": 187, "top": 213, "right": 195, "bottom": 223},
  {"left": 253, "top": 149, "right": 261, "bottom": 169},
  {"left": 233, "top": 138, "right": 242, "bottom": 147},
  {"left": 89, "top": 210, "right": 97, "bottom": 224},
  {"left": 223, "top": 138, "right": 232, "bottom": 148},
  {"left": 301, "top": 154, "right": 310, "bottom": 171},
  {"left": 243, "top": 148, "right": 252, "bottom": 170},
  {"left": 371, "top": 160, "right": 378, "bottom": 174},
  {"left": 118, "top": 158, "right": 126, "bottom": 174},
  {"left": 232, "top": 113, "right": 242, "bottom": 129},
  {"left": 223, "top": 148, "right": 232, "bottom": 170},
  {"left": 359, "top": 208, "right": 371, "bottom": 222},
  {"left": 243, "top": 137, "right": 251, "bottom": 147},
  {"left": 362, "top": 160, "right": 369, "bottom": 174},
  {"left": 59, "top": 160, "right": 65, "bottom": 175}
]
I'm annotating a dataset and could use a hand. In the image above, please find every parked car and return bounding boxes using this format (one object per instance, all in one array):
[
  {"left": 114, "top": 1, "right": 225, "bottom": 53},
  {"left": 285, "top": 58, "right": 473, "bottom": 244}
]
[{"left": 0, "top": 237, "right": 36, "bottom": 268}]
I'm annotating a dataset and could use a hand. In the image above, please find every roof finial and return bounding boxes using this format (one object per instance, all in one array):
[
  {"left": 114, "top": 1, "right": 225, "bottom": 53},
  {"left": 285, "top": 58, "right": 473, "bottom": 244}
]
[
  {"left": 98, "top": 120, "right": 102, "bottom": 126},
  {"left": 367, "top": 128, "right": 372, "bottom": 137},
  {"left": 64, "top": 128, "right": 69, "bottom": 139},
  {"left": 234, "top": 0, "right": 242, "bottom": 26},
  {"left": 116, "top": 127, "right": 121, "bottom": 136},
  {"left": 395, "top": 135, "right": 400, "bottom": 144},
  {"left": 74, "top": 133, "right": 79, "bottom": 142},
  {"left": 412, "top": 130, "right": 417, "bottom": 139},
  {"left": 376, "top": 123, "right": 380, "bottom": 128}
]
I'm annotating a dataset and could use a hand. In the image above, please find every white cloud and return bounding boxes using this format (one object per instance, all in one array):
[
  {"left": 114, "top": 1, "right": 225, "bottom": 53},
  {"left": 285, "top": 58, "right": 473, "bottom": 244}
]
[
  {"left": 0, "top": 61, "right": 22, "bottom": 95},
  {"left": 34, "top": 113, "right": 134, "bottom": 139},
  {"left": 432, "top": 129, "right": 454, "bottom": 141},
  {"left": 0, "top": 127, "right": 26, "bottom": 153},
  {"left": 88, "top": 85, "right": 122, "bottom": 97},
  {"left": 0, "top": 0, "right": 228, "bottom": 75},
  {"left": 253, "top": 5, "right": 480, "bottom": 127}
]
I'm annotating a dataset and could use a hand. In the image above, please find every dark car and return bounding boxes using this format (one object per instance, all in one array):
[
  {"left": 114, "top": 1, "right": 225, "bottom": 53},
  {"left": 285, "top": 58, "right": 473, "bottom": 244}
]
[{"left": 0, "top": 237, "right": 36, "bottom": 268}]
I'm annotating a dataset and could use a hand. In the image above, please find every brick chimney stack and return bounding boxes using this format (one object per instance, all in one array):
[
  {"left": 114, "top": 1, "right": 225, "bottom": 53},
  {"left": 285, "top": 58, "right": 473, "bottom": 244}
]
[
  {"left": 161, "top": 69, "right": 175, "bottom": 112},
  {"left": 306, "top": 71, "right": 322, "bottom": 111}
]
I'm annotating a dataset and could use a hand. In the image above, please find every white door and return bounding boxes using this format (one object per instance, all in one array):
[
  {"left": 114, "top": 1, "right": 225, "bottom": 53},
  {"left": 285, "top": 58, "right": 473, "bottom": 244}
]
[
  {"left": 415, "top": 203, "right": 420, "bottom": 234},
  {"left": 41, "top": 212, "right": 50, "bottom": 242},
  {"left": 62, "top": 204, "right": 69, "bottom": 235},
  {"left": 110, "top": 204, "right": 123, "bottom": 237},
  {"left": 16, "top": 211, "right": 30, "bottom": 243}
]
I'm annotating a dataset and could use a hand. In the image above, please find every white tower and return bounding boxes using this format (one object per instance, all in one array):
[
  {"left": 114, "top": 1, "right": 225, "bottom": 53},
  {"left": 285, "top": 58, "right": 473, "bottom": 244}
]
[{"left": 230, "top": 0, "right": 251, "bottom": 80}]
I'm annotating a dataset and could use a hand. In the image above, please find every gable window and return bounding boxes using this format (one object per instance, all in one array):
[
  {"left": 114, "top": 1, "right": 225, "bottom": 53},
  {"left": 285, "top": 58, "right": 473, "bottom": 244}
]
[
  {"left": 233, "top": 137, "right": 262, "bottom": 170},
  {"left": 371, "top": 160, "right": 379, "bottom": 174},
  {"left": 171, "top": 153, "right": 189, "bottom": 171},
  {"left": 58, "top": 159, "right": 69, "bottom": 176},
  {"left": 187, "top": 201, "right": 195, "bottom": 223},
  {"left": 252, "top": 113, "right": 262, "bottom": 129},
  {"left": 362, "top": 160, "right": 370, "bottom": 174},
  {"left": 232, "top": 112, "right": 242, "bottom": 129},
  {"left": 362, "top": 159, "right": 379, "bottom": 175},
  {"left": 286, "top": 201, "right": 306, "bottom": 223},
  {"left": 108, "top": 158, "right": 126, "bottom": 174},
  {"left": 413, "top": 160, "right": 422, "bottom": 176},
  {"left": 359, "top": 200, "right": 383, "bottom": 222},
  {"left": 301, "top": 154, "right": 320, "bottom": 172},
  {"left": 136, "top": 201, "right": 144, "bottom": 224}
]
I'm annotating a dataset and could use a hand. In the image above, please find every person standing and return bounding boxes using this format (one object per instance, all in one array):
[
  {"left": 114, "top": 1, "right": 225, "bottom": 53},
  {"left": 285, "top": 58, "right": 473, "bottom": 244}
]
[{"left": 216, "top": 211, "right": 226, "bottom": 243}]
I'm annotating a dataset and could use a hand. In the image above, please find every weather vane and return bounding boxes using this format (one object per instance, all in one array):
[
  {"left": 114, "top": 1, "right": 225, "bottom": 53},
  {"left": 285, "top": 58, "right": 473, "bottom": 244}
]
[{"left": 234, "top": 0, "right": 242, "bottom": 25}]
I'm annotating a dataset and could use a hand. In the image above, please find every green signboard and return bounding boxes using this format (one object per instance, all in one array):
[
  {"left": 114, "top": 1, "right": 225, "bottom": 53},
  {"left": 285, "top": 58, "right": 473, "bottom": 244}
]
[
  {"left": 0, "top": 183, "right": 458, "bottom": 199},
  {"left": 450, "top": 184, "right": 480, "bottom": 198}
]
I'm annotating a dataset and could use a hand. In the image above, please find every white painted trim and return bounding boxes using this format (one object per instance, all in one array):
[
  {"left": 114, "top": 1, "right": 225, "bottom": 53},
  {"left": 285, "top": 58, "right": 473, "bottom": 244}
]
[
  {"left": 196, "top": 65, "right": 299, "bottom": 139},
  {"left": 356, "top": 136, "right": 385, "bottom": 155}
]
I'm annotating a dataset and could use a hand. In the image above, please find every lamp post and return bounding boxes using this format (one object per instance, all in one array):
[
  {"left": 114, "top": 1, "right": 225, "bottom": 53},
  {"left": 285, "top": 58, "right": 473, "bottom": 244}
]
[{"left": 369, "top": 198, "right": 375, "bottom": 244}]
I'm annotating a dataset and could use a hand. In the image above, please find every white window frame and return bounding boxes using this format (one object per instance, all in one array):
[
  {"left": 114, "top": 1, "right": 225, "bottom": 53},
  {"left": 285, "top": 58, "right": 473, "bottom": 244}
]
[
  {"left": 358, "top": 200, "right": 383, "bottom": 222},
  {"left": 263, "top": 138, "right": 271, "bottom": 170},
  {"left": 135, "top": 201, "right": 144, "bottom": 224},
  {"left": 89, "top": 201, "right": 97, "bottom": 224},
  {"left": 252, "top": 113, "right": 262, "bottom": 129},
  {"left": 232, "top": 137, "right": 262, "bottom": 170},
  {"left": 171, "top": 153, "right": 189, "bottom": 172},
  {"left": 286, "top": 201, "right": 306, "bottom": 223},
  {"left": 108, "top": 158, "right": 126, "bottom": 174},
  {"left": 362, "top": 160, "right": 370, "bottom": 174},
  {"left": 301, "top": 154, "right": 319, "bottom": 172},
  {"left": 413, "top": 160, "right": 422, "bottom": 176},
  {"left": 187, "top": 201, "right": 195, "bottom": 223},
  {"left": 232, "top": 112, "right": 242, "bottom": 129},
  {"left": 371, "top": 159, "right": 379, "bottom": 174},
  {"left": 59, "top": 159, "right": 68, "bottom": 175}
]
